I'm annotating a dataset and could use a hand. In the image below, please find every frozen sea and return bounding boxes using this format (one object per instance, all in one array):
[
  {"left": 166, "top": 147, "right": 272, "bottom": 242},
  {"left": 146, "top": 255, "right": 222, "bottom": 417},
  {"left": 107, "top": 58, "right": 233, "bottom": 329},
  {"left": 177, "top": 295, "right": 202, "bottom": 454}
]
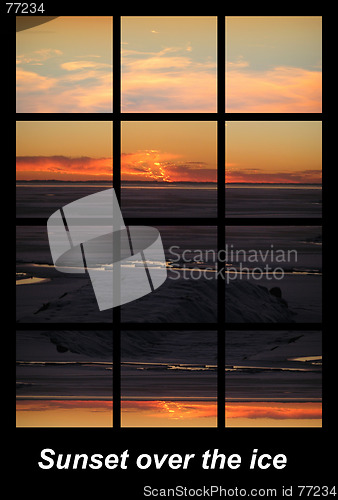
[{"left": 16, "top": 182, "right": 321, "bottom": 218}]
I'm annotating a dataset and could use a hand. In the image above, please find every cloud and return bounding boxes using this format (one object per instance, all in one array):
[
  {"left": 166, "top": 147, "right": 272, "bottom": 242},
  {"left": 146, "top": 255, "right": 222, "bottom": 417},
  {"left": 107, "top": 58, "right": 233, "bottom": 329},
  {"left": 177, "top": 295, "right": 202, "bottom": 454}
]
[
  {"left": 16, "top": 67, "right": 57, "bottom": 91},
  {"left": 121, "top": 150, "right": 179, "bottom": 182},
  {"left": 16, "top": 68, "right": 112, "bottom": 112},
  {"left": 125, "top": 55, "right": 195, "bottom": 71},
  {"left": 16, "top": 400, "right": 113, "bottom": 412},
  {"left": 227, "top": 58, "right": 250, "bottom": 69},
  {"left": 226, "top": 64, "right": 322, "bottom": 112},
  {"left": 121, "top": 151, "right": 216, "bottom": 182},
  {"left": 226, "top": 404, "right": 322, "bottom": 420},
  {"left": 16, "top": 48, "right": 63, "bottom": 64},
  {"left": 122, "top": 72, "right": 216, "bottom": 112},
  {"left": 61, "top": 60, "right": 111, "bottom": 71},
  {"left": 122, "top": 46, "right": 216, "bottom": 112},
  {"left": 16, "top": 155, "right": 113, "bottom": 180},
  {"left": 226, "top": 168, "right": 322, "bottom": 184},
  {"left": 16, "top": 50, "right": 112, "bottom": 112},
  {"left": 122, "top": 400, "right": 216, "bottom": 420},
  {"left": 163, "top": 163, "right": 216, "bottom": 182}
]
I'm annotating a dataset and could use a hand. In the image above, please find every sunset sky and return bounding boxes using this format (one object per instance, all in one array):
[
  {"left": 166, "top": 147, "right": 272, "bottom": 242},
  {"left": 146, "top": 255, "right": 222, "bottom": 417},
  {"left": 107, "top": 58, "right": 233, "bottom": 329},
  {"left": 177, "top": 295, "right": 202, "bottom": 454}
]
[
  {"left": 122, "top": 400, "right": 217, "bottom": 427},
  {"left": 16, "top": 121, "right": 113, "bottom": 180},
  {"left": 226, "top": 121, "right": 322, "bottom": 184},
  {"left": 122, "top": 16, "right": 217, "bottom": 113},
  {"left": 226, "top": 16, "right": 322, "bottom": 113},
  {"left": 17, "top": 121, "right": 321, "bottom": 184},
  {"left": 226, "top": 402, "right": 322, "bottom": 427},
  {"left": 16, "top": 400, "right": 113, "bottom": 427},
  {"left": 121, "top": 121, "right": 217, "bottom": 182},
  {"left": 16, "top": 16, "right": 321, "bottom": 114},
  {"left": 16, "top": 16, "right": 113, "bottom": 113},
  {"left": 16, "top": 121, "right": 217, "bottom": 183}
]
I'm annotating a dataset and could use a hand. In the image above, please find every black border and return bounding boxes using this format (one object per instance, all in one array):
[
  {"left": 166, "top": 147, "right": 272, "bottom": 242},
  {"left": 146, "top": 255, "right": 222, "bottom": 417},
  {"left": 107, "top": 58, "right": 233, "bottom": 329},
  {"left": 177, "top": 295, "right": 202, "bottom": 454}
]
[{"left": 11, "top": 10, "right": 333, "bottom": 493}]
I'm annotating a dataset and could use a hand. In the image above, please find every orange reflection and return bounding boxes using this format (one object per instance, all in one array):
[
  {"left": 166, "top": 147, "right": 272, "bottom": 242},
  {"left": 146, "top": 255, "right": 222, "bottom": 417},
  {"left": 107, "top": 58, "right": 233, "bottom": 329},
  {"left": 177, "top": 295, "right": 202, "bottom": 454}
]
[
  {"left": 226, "top": 402, "right": 322, "bottom": 428},
  {"left": 16, "top": 400, "right": 113, "bottom": 427},
  {"left": 122, "top": 400, "right": 217, "bottom": 427}
]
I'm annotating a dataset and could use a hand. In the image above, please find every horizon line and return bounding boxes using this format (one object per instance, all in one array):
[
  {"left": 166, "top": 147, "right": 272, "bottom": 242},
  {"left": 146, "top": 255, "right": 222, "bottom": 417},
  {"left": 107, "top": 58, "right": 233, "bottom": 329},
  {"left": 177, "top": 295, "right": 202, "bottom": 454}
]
[{"left": 16, "top": 179, "right": 322, "bottom": 186}]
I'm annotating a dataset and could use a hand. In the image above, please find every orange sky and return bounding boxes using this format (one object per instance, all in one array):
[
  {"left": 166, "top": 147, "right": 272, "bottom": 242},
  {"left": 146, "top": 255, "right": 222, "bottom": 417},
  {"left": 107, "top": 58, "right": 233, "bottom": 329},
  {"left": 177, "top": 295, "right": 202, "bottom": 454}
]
[
  {"left": 226, "top": 16, "right": 322, "bottom": 113},
  {"left": 226, "top": 121, "right": 322, "bottom": 184},
  {"left": 16, "top": 17, "right": 113, "bottom": 113},
  {"left": 121, "top": 122, "right": 217, "bottom": 182},
  {"left": 16, "top": 121, "right": 321, "bottom": 184},
  {"left": 16, "top": 16, "right": 321, "bottom": 115},
  {"left": 16, "top": 400, "right": 113, "bottom": 427},
  {"left": 122, "top": 400, "right": 217, "bottom": 427},
  {"left": 16, "top": 121, "right": 113, "bottom": 181},
  {"left": 226, "top": 402, "right": 322, "bottom": 427},
  {"left": 122, "top": 17, "right": 217, "bottom": 113},
  {"left": 17, "top": 399, "right": 321, "bottom": 427},
  {"left": 16, "top": 399, "right": 217, "bottom": 427},
  {"left": 124, "top": 400, "right": 321, "bottom": 427},
  {"left": 16, "top": 121, "right": 217, "bottom": 182}
]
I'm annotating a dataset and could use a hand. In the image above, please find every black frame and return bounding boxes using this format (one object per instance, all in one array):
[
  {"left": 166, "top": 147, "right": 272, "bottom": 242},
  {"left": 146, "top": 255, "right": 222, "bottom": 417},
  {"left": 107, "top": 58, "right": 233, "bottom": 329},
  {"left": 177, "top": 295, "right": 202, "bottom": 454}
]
[{"left": 14, "top": 14, "right": 323, "bottom": 431}]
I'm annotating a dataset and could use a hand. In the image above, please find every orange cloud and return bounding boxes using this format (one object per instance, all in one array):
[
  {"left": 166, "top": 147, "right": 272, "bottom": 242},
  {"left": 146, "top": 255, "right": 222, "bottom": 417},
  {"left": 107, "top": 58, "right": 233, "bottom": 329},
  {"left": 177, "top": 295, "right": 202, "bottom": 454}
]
[
  {"left": 16, "top": 67, "right": 57, "bottom": 91},
  {"left": 16, "top": 399, "right": 113, "bottom": 426},
  {"left": 16, "top": 155, "right": 112, "bottom": 180},
  {"left": 226, "top": 65, "right": 322, "bottom": 113},
  {"left": 16, "top": 400, "right": 113, "bottom": 412},
  {"left": 122, "top": 400, "right": 217, "bottom": 420},
  {"left": 16, "top": 61, "right": 112, "bottom": 113},
  {"left": 226, "top": 403, "right": 322, "bottom": 420},
  {"left": 125, "top": 53, "right": 195, "bottom": 71},
  {"left": 122, "top": 48, "right": 216, "bottom": 112},
  {"left": 61, "top": 60, "right": 111, "bottom": 71},
  {"left": 16, "top": 48, "right": 63, "bottom": 64},
  {"left": 226, "top": 168, "right": 322, "bottom": 184},
  {"left": 122, "top": 150, "right": 216, "bottom": 182}
]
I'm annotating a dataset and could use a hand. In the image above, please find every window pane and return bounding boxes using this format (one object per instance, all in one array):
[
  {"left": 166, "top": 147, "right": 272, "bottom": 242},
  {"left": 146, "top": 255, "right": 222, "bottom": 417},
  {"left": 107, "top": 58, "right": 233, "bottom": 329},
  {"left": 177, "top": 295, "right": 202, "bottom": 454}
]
[
  {"left": 122, "top": 16, "right": 217, "bottom": 113},
  {"left": 16, "top": 16, "right": 113, "bottom": 113}
]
